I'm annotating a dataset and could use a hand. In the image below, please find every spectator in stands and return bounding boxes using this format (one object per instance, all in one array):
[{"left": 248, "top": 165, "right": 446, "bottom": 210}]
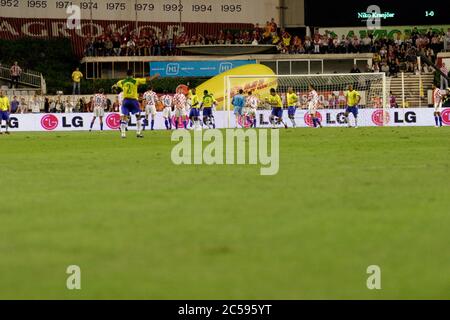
[
  {"left": 112, "top": 36, "right": 122, "bottom": 56},
  {"left": 104, "top": 37, "right": 113, "bottom": 56},
  {"left": 72, "top": 67, "right": 83, "bottom": 95},
  {"left": 10, "top": 96, "right": 19, "bottom": 114},
  {"left": 440, "top": 62, "right": 449, "bottom": 89},
  {"left": 112, "top": 97, "right": 120, "bottom": 112},
  {"left": 126, "top": 38, "right": 136, "bottom": 56},
  {"left": 48, "top": 98, "right": 56, "bottom": 112},
  {"left": 30, "top": 96, "right": 41, "bottom": 113},
  {"left": 64, "top": 97, "right": 74, "bottom": 113},
  {"left": 18, "top": 97, "right": 28, "bottom": 114},
  {"left": 44, "top": 97, "right": 50, "bottom": 113},
  {"left": 350, "top": 64, "right": 361, "bottom": 73},
  {"left": 10, "top": 61, "right": 22, "bottom": 89}
]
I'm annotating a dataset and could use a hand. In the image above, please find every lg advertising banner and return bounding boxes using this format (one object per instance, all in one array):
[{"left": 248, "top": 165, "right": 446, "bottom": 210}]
[
  {"left": 2, "top": 109, "right": 449, "bottom": 132},
  {"left": 149, "top": 60, "right": 256, "bottom": 77}
]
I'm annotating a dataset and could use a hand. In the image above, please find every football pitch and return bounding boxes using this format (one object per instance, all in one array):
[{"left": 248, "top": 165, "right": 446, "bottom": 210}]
[{"left": 0, "top": 127, "right": 449, "bottom": 299}]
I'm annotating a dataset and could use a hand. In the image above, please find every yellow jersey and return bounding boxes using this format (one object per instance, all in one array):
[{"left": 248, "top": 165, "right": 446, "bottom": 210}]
[
  {"left": 287, "top": 92, "right": 298, "bottom": 106},
  {"left": 268, "top": 94, "right": 282, "bottom": 108},
  {"left": 0, "top": 96, "right": 10, "bottom": 111},
  {"left": 190, "top": 94, "right": 200, "bottom": 108},
  {"left": 72, "top": 71, "right": 83, "bottom": 82},
  {"left": 202, "top": 94, "right": 216, "bottom": 108},
  {"left": 116, "top": 77, "right": 147, "bottom": 100},
  {"left": 346, "top": 90, "right": 360, "bottom": 107}
]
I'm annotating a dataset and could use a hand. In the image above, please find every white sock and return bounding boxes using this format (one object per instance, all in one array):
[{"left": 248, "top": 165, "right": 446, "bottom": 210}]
[
  {"left": 355, "top": 118, "right": 358, "bottom": 127},
  {"left": 120, "top": 121, "right": 127, "bottom": 134},
  {"left": 136, "top": 118, "right": 142, "bottom": 134}
]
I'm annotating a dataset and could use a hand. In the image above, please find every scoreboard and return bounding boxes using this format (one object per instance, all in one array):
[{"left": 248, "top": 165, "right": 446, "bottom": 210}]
[
  {"left": 0, "top": 0, "right": 278, "bottom": 24},
  {"left": 305, "top": 0, "right": 450, "bottom": 27}
]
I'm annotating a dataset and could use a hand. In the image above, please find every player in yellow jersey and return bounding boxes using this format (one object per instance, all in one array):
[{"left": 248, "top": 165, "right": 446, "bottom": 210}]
[
  {"left": 0, "top": 90, "right": 11, "bottom": 135},
  {"left": 188, "top": 88, "right": 201, "bottom": 130},
  {"left": 201, "top": 90, "right": 217, "bottom": 129},
  {"left": 266, "top": 88, "right": 288, "bottom": 129},
  {"left": 112, "top": 69, "right": 159, "bottom": 138},
  {"left": 286, "top": 87, "right": 299, "bottom": 128},
  {"left": 344, "top": 84, "right": 361, "bottom": 128}
]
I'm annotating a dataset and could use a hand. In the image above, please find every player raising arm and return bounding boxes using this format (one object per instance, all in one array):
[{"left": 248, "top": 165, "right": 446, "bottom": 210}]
[
  {"left": 0, "top": 90, "right": 11, "bottom": 135},
  {"left": 432, "top": 83, "right": 447, "bottom": 127},
  {"left": 89, "top": 88, "right": 107, "bottom": 131},
  {"left": 344, "top": 84, "right": 360, "bottom": 128},
  {"left": 112, "top": 70, "right": 159, "bottom": 138}
]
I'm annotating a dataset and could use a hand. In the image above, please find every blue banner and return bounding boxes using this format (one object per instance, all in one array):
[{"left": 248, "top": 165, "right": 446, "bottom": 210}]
[{"left": 149, "top": 60, "right": 256, "bottom": 77}]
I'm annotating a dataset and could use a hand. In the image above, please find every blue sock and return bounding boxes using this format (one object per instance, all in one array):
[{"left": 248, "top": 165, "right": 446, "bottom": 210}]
[
  {"left": 253, "top": 118, "right": 257, "bottom": 128},
  {"left": 175, "top": 120, "right": 178, "bottom": 129},
  {"left": 183, "top": 120, "right": 187, "bottom": 129},
  {"left": 312, "top": 118, "right": 317, "bottom": 127},
  {"left": 317, "top": 119, "right": 321, "bottom": 127},
  {"left": 435, "top": 116, "right": 439, "bottom": 126},
  {"left": 90, "top": 121, "right": 94, "bottom": 129},
  {"left": 100, "top": 123, "right": 103, "bottom": 130},
  {"left": 164, "top": 119, "right": 169, "bottom": 129},
  {"left": 439, "top": 116, "right": 443, "bottom": 126},
  {"left": 190, "top": 120, "right": 193, "bottom": 127},
  {"left": 151, "top": 120, "right": 154, "bottom": 130}
]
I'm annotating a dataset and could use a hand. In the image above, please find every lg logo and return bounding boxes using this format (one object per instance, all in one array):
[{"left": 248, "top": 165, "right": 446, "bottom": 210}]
[{"left": 41, "top": 114, "right": 59, "bottom": 131}]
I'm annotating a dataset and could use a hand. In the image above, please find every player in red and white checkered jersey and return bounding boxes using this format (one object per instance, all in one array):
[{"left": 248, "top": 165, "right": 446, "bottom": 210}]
[
  {"left": 143, "top": 86, "right": 159, "bottom": 131},
  {"left": 173, "top": 92, "right": 188, "bottom": 129},
  {"left": 432, "top": 83, "right": 447, "bottom": 127},
  {"left": 89, "top": 88, "right": 107, "bottom": 131}
]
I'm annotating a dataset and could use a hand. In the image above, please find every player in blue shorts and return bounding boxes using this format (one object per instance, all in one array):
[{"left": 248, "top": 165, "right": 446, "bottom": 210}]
[
  {"left": 201, "top": 90, "right": 217, "bottom": 129},
  {"left": 112, "top": 69, "right": 159, "bottom": 138},
  {"left": 188, "top": 88, "right": 201, "bottom": 130},
  {"left": 0, "top": 90, "right": 11, "bottom": 135},
  {"left": 267, "top": 88, "right": 288, "bottom": 129},
  {"left": 344, "top": 84, "right": 361, "bottom": 128},
  {"left": 232, "top": 89, "right": 245, "bottom": 127},
  {"left": 286, "top": 87, "right": 299, "bottom": 127}
]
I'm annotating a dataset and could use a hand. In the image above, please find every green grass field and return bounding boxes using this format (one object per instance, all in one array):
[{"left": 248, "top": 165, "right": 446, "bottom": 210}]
[{"left": 0, "top": 127, "right": 449, "bottom": 299}]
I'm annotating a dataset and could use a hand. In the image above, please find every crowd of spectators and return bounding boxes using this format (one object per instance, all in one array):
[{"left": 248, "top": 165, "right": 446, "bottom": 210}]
[
  {"left": 5, "top": 95, "right": 120, "bottom": 114},
  {"left": 84, "top": 22, "right": 450, "bottom": 79}
]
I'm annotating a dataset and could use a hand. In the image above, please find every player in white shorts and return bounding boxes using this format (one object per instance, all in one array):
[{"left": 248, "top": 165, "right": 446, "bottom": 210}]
[
  {"left": 432, "top": 83, "right": 446, "bottom": 127},
  {"left": 245, "top": 91, "right": 258, "bottom": 128},
  {"left": 307, "top": 84, "right": 322, "bottom": 128},
  {"left": 89, "top": 88, "right": 107, "bottom": 131},
  {"left": 161, "top": 90, "right": 173, "bottom": 130},
  {"left": 143, "top": 86, "right": 158, "bottom": 131},
  {"left": 173, "top": 91, "right": 188, "bottom": 129}
]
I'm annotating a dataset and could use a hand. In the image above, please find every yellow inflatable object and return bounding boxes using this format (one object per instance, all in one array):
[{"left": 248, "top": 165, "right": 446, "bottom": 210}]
[{"left": 195, "top": 64, "right": 277, "bottom": 110}]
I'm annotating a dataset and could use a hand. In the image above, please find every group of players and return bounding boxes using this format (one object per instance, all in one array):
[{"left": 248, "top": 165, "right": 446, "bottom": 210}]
[
  {"left": 231, "top": 84, "right": 362, "bottom": 129},
  {"left": 88, "top": 70, "right": 219, "bottom": 138}
]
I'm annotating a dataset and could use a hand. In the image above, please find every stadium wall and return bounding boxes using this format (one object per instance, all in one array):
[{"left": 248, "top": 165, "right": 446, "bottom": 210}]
[{"left": 4, "top": 108, "right": 449, "bottom": 132}]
